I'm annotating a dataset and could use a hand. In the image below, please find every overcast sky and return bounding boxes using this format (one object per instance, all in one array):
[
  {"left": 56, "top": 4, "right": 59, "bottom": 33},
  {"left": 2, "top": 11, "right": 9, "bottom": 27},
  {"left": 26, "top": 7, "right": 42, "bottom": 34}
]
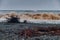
[{"left": 0, "top": 0, "right": 60, "bottom": 10}]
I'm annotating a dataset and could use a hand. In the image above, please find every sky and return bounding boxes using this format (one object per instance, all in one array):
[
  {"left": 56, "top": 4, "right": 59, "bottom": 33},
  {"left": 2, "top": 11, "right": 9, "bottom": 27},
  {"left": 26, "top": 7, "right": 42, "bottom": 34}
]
[{"left": 0, "top": 0, "right": 60, "bottom": 10}]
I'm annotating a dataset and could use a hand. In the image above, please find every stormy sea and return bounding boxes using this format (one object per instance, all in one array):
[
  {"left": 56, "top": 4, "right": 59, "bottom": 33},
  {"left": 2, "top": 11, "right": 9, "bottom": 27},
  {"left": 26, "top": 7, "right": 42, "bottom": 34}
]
[{"left": 0, "top": 10, "right": 60, "bottom": 40}]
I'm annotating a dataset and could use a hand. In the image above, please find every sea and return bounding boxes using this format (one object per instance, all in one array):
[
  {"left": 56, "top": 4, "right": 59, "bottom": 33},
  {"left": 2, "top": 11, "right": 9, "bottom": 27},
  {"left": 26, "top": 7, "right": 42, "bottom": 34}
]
[
  {"left": 0, "top": 10, "right": 60, "bottom": 40},
  {"left": 0, "top": 10, "right": 60, "bottom": 14}
]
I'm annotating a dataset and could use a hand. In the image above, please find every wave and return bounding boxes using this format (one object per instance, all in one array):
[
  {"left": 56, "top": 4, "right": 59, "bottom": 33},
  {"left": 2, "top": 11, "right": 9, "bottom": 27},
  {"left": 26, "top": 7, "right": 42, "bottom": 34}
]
[{"left": 0, "top": 18, "right": 60, "bottom": 24}]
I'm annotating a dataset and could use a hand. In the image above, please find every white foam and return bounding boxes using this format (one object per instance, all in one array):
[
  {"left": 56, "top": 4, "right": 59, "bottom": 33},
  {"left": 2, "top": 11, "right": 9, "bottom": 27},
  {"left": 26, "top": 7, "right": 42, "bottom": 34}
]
[
  {"left": 0, "top": 18, "right": 60, "bottom": 24},
  {"left": 0, "top": 18, "right": 7, "bottom": 22},
  {"left": 19, "top": 19, "right": 60, "bottom": 24}
]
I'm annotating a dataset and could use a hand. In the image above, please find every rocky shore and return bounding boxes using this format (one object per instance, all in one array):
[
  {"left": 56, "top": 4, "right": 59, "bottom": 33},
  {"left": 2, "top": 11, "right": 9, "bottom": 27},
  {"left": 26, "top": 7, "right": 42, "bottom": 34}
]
[{"left": 0, "top": 12, "right": 60, "bottom": 40}]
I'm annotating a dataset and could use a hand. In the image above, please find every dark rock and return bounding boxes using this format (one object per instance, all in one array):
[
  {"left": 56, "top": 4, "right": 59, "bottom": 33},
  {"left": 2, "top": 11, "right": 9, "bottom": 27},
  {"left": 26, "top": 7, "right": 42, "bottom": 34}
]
[
  {"left": 35, "top": 38, "right": 40, "bottom": 40},
  {"left": 7, "top": 16, "right": 20, "bottom": 23}
]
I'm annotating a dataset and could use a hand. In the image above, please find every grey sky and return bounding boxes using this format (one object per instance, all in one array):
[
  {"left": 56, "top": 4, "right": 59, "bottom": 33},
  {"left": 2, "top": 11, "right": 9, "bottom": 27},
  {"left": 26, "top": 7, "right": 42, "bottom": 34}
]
[{"left": 0, "top": 0, "right": 60, "bottom": 10}]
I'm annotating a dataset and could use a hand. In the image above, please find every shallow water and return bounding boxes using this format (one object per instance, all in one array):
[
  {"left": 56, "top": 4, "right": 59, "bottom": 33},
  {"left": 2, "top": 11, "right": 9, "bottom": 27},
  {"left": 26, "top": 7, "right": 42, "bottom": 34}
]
[{"left": 0, "top": 23, "right": 60, "bottom": 40}]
